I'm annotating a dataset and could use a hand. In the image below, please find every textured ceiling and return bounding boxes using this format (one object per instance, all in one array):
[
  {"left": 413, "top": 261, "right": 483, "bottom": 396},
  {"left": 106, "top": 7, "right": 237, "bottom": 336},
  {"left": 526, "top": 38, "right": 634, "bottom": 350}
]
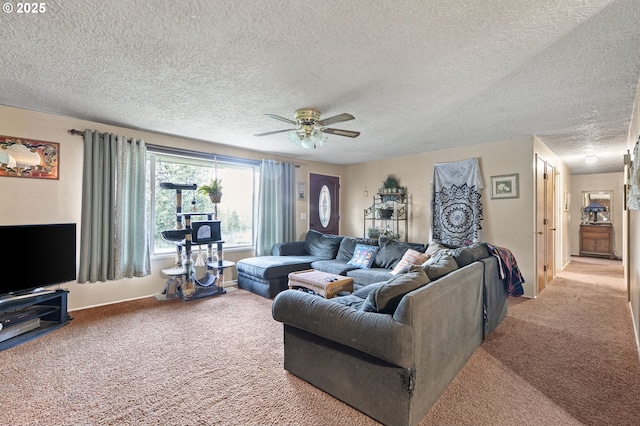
[{"left": 1, "top": 0, "right": 639, "bottom": 174}]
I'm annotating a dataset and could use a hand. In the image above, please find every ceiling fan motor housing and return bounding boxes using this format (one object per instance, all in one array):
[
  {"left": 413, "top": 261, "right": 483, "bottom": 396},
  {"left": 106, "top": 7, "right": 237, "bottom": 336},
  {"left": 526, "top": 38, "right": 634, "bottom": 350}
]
[{"left": 295, "top": 109, "right": 321, "bottom": 126}]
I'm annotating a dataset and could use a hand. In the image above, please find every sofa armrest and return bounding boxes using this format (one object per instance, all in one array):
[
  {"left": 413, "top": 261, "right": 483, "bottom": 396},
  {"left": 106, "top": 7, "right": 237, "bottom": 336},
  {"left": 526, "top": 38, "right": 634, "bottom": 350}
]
[
  {"left": 392, "top": 262, "right": 484, "bottom": 407},
  {"left": 272, "top": 241, "right": 306, "bottom": 256},
  {"left": 272, "top": 290, "right": 414, "bottom": 368}
]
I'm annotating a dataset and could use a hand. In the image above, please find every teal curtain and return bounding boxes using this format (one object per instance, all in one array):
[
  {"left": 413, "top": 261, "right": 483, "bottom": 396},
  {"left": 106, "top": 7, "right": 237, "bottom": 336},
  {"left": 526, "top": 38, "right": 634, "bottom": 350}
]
[
  {"left": 256, "top": 160, "right": 296, "bottom": 256},
  {"left": 78, "top": 130, "right": 150, "bottom": 283}
]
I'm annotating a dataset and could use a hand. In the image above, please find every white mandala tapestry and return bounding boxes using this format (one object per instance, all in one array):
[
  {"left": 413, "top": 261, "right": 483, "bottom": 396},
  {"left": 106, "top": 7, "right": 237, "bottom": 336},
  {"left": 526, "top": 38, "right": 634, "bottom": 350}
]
[{"left": 432, "top": 158, "right": 484, "bottom": 245}]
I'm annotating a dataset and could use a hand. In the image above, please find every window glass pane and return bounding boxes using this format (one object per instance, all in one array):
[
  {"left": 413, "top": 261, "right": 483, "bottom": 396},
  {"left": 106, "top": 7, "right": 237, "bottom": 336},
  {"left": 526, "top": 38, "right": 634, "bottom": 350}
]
[
  {"left": 215, "top": 163, "right": 256, "bottom": 246},
  {"left": 149, "top": 153, "right": 256, "bottom": 254},
  {"left": 319, "top": 185, "right": 331, "bottom": 228}
]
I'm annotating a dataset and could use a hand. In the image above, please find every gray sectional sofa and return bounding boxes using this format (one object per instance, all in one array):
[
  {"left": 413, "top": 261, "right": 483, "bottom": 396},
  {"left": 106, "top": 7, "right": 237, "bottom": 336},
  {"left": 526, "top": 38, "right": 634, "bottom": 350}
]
[
  {"left": 236, "top": 230, "right": 427, "bottom": 298},
  {"left": 272, "top": 250, "right": 508, "bottom": 426}
]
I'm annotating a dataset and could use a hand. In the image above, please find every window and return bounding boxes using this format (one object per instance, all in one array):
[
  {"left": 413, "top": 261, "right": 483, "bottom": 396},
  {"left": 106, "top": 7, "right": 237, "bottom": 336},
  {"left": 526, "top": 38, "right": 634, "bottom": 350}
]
[{"left": 147, "top": 149, "right": 259, "bottom": 255}]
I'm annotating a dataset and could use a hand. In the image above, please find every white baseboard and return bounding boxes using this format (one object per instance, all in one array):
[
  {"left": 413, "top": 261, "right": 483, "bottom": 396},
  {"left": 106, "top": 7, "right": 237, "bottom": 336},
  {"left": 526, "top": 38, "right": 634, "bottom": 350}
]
[
  {"left": 70, "top": 280, "right": 239, "bottom": 312},
  {"left": 630, "top": 301, "right": 640, "bottom": 363}
]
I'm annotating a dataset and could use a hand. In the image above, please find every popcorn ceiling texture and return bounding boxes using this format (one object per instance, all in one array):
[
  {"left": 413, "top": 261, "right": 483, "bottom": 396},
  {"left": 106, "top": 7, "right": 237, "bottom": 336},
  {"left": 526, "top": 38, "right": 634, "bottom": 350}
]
[{"left": 0, "top": 0, "right": 639, "bottom": 173}]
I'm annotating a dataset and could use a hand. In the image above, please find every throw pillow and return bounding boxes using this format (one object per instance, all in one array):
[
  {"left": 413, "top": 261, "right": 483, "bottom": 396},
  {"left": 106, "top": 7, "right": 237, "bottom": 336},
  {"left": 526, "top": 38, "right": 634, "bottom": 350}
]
[
  {"left": 425, "top": 241, "right": 454, "bottom": 257},
  {"left": 347, "top": 244, "right": 379, "bottom": 269},
  {"left": 303, "top": 229, "right": 343, "bottom": 259},
  {"left": 422, "top": 251, "right": 458, "bottom": 280},
  {"left": 374, "top": 236, "right": 427, "bottom": 269},
  {"left": 450, "top": 243, "right": 490, "bottom": 267},
  {"left": 361, "top": 265, "right": 430, "bottom": 314},
  {"left": 336, "top": 237, "right": 378, "bottom": 262},
  {"left": 390, "top": 249, "right": 430, "bottom": 275}
]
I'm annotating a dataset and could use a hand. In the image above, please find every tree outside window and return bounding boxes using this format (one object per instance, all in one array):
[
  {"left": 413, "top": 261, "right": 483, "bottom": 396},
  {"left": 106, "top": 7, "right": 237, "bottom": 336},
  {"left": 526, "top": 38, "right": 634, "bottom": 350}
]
[{"left": 147, "top": 153, "right": 258, "bottom": 254}]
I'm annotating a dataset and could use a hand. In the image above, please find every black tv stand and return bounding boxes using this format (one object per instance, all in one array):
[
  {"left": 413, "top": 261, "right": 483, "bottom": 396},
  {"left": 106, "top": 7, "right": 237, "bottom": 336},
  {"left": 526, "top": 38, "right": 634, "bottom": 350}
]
[{"left": 0, "top": 289, "right": 70, "bottom": 351}]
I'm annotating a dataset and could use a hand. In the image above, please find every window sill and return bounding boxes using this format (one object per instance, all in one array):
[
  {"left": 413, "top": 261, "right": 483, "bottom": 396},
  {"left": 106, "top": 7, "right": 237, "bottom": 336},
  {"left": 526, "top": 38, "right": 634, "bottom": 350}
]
[{"left": 151, "top": 245, "right": 255, "bottom": 261}]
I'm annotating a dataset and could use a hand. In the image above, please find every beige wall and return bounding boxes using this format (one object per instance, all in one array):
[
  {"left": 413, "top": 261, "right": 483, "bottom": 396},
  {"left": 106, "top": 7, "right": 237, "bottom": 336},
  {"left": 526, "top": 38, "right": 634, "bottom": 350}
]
[
  {"left": 341, "top": 136, "right": 568, "bottom": 297},
  {"left": 1, "top": 103, "right": 573, "bottom": 307},
  {"left": 0, "top": 104, "right": 341, "bottom": 310},
  {"left": 569, "top": 173, "right": 624, "bottom": 257}
]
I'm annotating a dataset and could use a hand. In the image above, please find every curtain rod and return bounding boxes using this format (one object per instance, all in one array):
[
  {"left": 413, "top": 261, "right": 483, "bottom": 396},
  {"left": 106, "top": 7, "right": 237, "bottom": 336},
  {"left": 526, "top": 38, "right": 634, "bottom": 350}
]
[{"left": 68, "top": 128, "right": 300, "bottom": 167}]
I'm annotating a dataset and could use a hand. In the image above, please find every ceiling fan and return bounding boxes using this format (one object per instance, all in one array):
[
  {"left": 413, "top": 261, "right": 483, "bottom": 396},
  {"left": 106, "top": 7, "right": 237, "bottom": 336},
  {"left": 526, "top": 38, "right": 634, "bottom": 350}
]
[{"left": 254, "top": 108, "right": 360, "bottom": 149}]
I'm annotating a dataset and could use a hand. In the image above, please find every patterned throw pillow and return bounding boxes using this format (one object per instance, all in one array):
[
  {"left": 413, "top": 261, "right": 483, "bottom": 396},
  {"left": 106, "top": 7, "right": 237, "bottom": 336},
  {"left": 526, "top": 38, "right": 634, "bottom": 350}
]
[
  {"left": 390, "top": 249, "right": 431, "bottom": 275},
  {"left": 347, "top": 244, "right": 379, "bottom": 269}
]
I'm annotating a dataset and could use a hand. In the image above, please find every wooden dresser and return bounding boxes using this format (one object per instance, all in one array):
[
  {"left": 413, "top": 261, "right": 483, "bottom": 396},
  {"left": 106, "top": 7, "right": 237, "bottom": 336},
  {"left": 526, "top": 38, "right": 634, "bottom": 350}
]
[{"left": 579, "top": 223, "right": 614, "bottom": 259}]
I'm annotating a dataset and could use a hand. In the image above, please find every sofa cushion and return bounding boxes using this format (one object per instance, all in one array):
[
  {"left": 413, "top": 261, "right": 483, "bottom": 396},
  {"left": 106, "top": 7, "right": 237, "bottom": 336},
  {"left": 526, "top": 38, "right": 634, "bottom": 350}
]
[
  {"left": 336, "top": 237, "right": 379, "bottom": 262},
  {"left": 346, "top": 268, "right": 393, "bottom": 287},
  {"left": 329, "top": 294, "right": 367, "bottom": 309},
  {"left": 311, "top": 259, "right": 358, "bottom": 276},
  {"left": 361, "top": 265, "right": 430, "bottom": 314},
  {"left": 422, "top": 251, "right": 458, "bottom": 280},
  {"left": 425, "top": 241, "right": 454, "bottom": 257},
  {"left": 374, "top": 237, "right": 427, "bottom": 269},
  {"left": 390, "top": 249, "right": 431, "bottom": 275},
  {"left": 303, "top": 230, "right": 343, "bottom": 259},
  {"left": 347, "top": 244, "right": 379, "bottom": 269},
  {"left": 330, "top": 281, "right": 386, "bottom": 309},
  {"left": 449, "top": 243, "right": 490, "bottom": 267},
  {"left": 237, "top": 256, "right": 320, "bottom": 279},
  {"left": 272, "top": 241, "right": 306, "bottom": 256},
  {"left": 352, "top": 281, "right": 385, "bottom": 298}
]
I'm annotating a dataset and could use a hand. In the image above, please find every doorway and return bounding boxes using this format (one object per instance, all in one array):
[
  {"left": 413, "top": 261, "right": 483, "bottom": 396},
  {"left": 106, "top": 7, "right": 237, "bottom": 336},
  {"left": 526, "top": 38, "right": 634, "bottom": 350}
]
[
  {"left": 309, "top": 173, "right": 340, "bottom": 235},
  {"left": 536, "top": 155, "right": 556, "bottom": 295}
]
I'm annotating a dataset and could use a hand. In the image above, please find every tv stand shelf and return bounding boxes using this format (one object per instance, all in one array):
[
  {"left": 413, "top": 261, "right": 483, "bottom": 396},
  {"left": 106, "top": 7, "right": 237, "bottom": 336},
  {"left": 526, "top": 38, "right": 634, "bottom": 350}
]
[{"left": 0, "top": 290, "right": 70, "bottom": 351}]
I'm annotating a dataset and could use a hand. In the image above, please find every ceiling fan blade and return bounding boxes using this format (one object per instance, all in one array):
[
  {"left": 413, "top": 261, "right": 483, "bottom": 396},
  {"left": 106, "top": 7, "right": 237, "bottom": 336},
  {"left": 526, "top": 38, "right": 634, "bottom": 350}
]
[
  {"left": 322, "top": 128, "right": 360, "bottom": 138},
  {"left": 264, "top": 114, "right": 296, "bottom": 125},
  {"left": 254, "top": 128, "right": 296, "bottom": 137},
  {"left": 317, "top": 113, "right": 355, "bottom": 126}
]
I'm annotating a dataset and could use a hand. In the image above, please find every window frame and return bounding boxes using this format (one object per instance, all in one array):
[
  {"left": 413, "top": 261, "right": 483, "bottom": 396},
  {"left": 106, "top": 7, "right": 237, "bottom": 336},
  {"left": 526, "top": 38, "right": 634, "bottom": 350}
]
[{"left": 146, "top": 145, "right": 260, "bottom": 257}]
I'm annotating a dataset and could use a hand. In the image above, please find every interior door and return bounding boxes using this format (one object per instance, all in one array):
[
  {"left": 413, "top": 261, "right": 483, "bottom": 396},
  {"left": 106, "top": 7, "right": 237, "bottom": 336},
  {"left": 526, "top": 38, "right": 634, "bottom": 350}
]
[
  {"left": 309, "top": 173, "right": 340, "bottom": 235},
  {"left": 546, "top": 164, "right": 555, "bottom": 281},
  {"left": 536, "top": 156, "right": 546, "bottom": 295},
  {"left": 536, "top": 155, "right": 556, "bottom": 295}
]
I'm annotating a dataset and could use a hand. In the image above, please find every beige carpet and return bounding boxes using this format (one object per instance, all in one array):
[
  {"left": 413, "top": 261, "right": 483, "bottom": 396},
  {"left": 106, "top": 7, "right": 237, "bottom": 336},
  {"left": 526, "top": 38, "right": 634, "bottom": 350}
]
[{"left": 1, "top": 257, "right": 639, "bottom": 425}]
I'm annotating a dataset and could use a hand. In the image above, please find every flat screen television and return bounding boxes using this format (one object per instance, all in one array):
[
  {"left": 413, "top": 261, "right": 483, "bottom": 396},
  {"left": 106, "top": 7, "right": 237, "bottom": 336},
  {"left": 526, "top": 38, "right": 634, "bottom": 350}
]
[{"left": 0, "top": 223, "right": 76, "bottom": 297}]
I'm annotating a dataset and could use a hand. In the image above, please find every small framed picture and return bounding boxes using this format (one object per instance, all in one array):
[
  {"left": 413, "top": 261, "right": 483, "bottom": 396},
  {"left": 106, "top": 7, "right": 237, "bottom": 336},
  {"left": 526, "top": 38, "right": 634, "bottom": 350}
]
[
  {"left": 490, "top": 174, "right": 519, "bottom": 199},
  {"left": 297, "top": 183, "right": 306, "bottom": 200}
]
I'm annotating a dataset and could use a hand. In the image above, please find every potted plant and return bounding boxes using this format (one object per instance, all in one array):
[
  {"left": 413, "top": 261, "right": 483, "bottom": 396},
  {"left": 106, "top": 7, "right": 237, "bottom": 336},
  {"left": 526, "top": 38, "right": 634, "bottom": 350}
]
[
  {"left": 197, "top": 178, "right": 223, "bottom": 204},
  {"left": 380, "top": 229, "right": 401, "bottom": 240},
  {"left": 367, "top": 227, "right": 380, "bottom": 238},
  {"left": 382, "top": 175, "right": 400, "bottom": 193},
  {"left": 377, "top": 206, "right": 394, "bottom": 219}
]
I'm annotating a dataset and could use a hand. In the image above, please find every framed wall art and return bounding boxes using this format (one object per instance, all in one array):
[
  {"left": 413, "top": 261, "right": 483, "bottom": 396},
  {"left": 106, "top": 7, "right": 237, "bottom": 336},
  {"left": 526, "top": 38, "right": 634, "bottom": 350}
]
[
  {"left": 490, "top": 173, "right": 519, "bottom": 199},
  {"left": 0, "top": 135, "right": 59, "bottom": 179}
]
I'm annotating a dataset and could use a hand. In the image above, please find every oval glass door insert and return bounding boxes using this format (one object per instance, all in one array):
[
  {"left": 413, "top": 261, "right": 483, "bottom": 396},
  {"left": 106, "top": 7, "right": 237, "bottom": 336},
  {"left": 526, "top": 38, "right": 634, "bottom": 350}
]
[{"left": 319, "top": 185, "right": 331, "bottom": 228}]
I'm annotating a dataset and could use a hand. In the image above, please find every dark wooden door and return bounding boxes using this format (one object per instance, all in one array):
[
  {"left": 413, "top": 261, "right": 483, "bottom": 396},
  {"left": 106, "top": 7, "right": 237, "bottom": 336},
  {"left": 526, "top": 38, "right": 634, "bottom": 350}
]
[{"left": 309, "top": 173, "right": 340, "bottom": 235}]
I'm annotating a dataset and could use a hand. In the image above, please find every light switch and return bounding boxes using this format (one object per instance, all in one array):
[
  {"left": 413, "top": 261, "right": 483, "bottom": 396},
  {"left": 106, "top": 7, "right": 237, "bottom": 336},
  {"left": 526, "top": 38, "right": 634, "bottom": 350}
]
[{"left": 301, "top": 213, "right": 307, "bottom": 220}]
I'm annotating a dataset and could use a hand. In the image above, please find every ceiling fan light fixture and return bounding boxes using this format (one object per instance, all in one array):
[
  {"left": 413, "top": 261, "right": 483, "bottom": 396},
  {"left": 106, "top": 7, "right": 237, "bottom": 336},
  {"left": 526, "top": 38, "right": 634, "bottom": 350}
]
[
  {"left": 288, "top": 127, "right": 327, "bottom": 149},
  {"left": 256, "top": 108, "right": 358, "bottom": 148},
  {"left": 585, "top": 154, "right": 598, "bottom": 163}
]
